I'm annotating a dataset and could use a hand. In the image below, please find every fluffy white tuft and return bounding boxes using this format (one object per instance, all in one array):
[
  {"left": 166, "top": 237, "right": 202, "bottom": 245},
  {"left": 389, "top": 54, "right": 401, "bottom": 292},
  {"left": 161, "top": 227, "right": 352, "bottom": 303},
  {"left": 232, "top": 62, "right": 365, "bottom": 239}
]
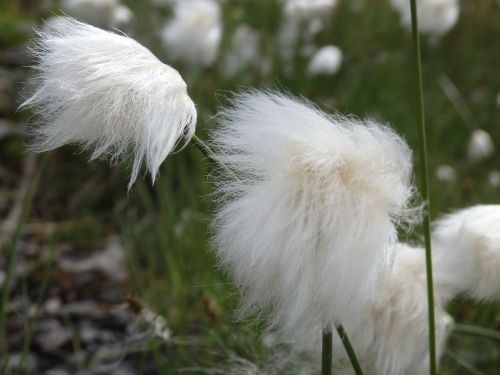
[
  {"left": 21, "top": 17, "right": 197, "bottom": 188},
  {"left": 62, "top": 0, "right": 133, "bottom": 28},
  {"left": 432, "top": 205, "right": 500, "bottom": 301},
  {"left": 390, "top": 0, "right": 460, "bottom": 36},
  {"left": 308, "top": 45, "right": 343, "bottom": 76},
  {"left": 357, "top": 244, "right": 453, "bottom": 375},
  {"left": 160, "top": 0, "right": 222, "bottom": 67},
  {"left": 467, "top": 129, "right": 495, "bottom": 162},
  {"left": 294, "top": 244, "right": 452, "bottom": 374},
  {"left": 211, "top": 91, "right": 414, "bottom": 343}
]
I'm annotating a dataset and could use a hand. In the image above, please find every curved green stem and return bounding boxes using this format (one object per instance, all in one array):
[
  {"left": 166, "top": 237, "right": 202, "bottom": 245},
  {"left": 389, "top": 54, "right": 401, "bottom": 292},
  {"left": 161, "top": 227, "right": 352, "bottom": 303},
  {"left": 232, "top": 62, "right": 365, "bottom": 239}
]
[
  {"left": 409, "top": 1, "right": 437, "bottom": 374},
  {"left": 336, "top": 325, "right": 364, "bottom": 375},
  {"left": 191, "top": 134, "right": 236, "bottom": 179},
  {"left": 322, "top": 329, "right": 333, "bottom": 375}
]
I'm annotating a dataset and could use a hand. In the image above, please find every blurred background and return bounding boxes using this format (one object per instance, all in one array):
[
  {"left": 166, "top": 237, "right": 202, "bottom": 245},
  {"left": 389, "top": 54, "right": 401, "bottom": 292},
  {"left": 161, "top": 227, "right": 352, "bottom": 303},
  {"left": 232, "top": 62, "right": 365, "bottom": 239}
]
[{"left": 0, "top": 0, "right": 499, "bottom": 373}]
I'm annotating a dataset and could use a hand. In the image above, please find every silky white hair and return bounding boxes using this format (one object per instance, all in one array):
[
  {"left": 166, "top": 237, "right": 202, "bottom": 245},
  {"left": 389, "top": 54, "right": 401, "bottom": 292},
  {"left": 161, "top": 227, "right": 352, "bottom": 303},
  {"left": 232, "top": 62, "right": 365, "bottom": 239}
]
[
  {"left": 390, "top": 0, "right": 460, "bottom": 36},
  {"left": 160, "top": 0, "right": 222, "bottom": 67},
  {"left": 21, "top": 17, "right": 197, "bottom": 189},
  {"left": 433, "top": 205, "right": 500, "bottom": 301},
  {"left": 292, "top": 243, "right": 452, "bottom": 374},
  {"left": 211, "top": 91, "right": 415, "bottom": 344}
]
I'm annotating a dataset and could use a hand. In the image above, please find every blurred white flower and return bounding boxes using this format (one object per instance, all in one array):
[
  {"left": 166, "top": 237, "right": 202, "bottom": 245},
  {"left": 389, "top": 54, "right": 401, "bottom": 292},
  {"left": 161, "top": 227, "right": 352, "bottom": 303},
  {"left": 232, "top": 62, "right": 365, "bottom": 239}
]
[
  {"left": 390, "top": 0, "right": 460, "bottom": 36},
  {"left": 433, "top": 205, "right": 500, "bottom": 300},
  {"left": 308, "top": 45, "right": 343, "bottom": 76},
  {"left": 62, "top": 0, "right": 133, "bottom": 28},
  {"left": 211, "top": 91, "right": 414, "bottom": 344},
  {"left": 223, "top": 25, "right": 261, "bottom": 77},
  {"left": 284, "top": 0, "right": 339, "bottom": 20},
  {"left": 21, "top": 17, "right": 197, "bottom": 189},
  {"left": 279, "top": 0, "right": 338, "bottom": 61},
  {"left": 435, "top": 164, "right": 456, "bottom": 182},
  {"left": 467, "top": 129, "right": 495, "bottom": 162},
  {"left": 496, "top": 92, "right": 500, "bottom": 108},
  {"left": 160, "top": 0, "right": 222, "bottom": 67},
  {"left": 489, "top": 170, "right": 500, "bottom": 188},
  {"left": 111, "top": 4, "right": 134, "bottom": 27},
  {"left": 358, "top": 244, "right": 453, "bottom": 375}
]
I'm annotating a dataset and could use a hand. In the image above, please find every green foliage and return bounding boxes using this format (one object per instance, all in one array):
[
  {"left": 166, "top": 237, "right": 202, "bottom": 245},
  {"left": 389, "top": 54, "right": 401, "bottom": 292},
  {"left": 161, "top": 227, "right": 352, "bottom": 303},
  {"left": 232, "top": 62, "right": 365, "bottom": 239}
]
[{"left": 1, "top": 0, "right": 499, "bottom": 373}]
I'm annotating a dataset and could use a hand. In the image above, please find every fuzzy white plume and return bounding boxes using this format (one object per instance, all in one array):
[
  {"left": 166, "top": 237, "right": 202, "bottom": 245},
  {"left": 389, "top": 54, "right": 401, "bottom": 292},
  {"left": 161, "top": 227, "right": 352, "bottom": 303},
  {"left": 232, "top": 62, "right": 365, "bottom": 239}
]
[
  {"left": 308, "top": 45, "right": 343, "bottom": 76},
  {"left": 390, "top": 0, "right": 460, "bottom": 36},
  {"left": 433, "top": 205, "right": 500, "bottom": 301},
  {"left": 160, "top": 0, "right": 222, "bottom": 67},
  {"left": 294, "top": 244, "right": 453, "bottom": 374},
  {"left": 358, "top": 244, "right": 453, "bottom": 375},
  {"left": 21, "top": 17, "right": 197, "bottom": 189},
  {"left": 62, "top": 0, "right": 133, "bottom": 28},
  {"left": 211, "top": 91, "right": 414, "bottom": 343}
]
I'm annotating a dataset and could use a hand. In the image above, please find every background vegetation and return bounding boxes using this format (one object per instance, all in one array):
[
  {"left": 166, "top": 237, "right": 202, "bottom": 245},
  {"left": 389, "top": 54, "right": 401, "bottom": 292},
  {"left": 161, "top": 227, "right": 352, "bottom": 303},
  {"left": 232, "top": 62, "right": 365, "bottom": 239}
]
[{"left": 0, "top": 0, "right": 498, "bottom": 373}]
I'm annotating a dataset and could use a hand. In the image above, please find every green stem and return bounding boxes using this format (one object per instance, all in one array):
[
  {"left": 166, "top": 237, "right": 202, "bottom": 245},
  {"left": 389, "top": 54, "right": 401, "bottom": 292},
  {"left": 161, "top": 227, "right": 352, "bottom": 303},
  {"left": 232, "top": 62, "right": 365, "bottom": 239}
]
[
  {"left": 191, "top": 134, "right": 237, "bottom": 179},
  {"left": 336, "top": 325, "right": 364, "bottom": 375},
  {"left": 322, "top": 329, "right": 333, "bottom": 375},
  {"left": 409, "top": 1, "right": 437, "bottom": 374},
  {"left": 0, "top": 154, "right": 48, "bottom": 358},
  {"left": 453, "top": 323, "right": 500, "bottom": 341}
]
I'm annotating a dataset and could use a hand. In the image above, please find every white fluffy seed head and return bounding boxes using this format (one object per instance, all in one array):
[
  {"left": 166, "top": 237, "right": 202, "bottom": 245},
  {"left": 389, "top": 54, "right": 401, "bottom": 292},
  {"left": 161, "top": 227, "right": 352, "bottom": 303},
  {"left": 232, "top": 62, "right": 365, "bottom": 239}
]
[
  {"left": 160, "top": 0, "right": 222, "bottom": 67},
  {"left": 390, "top": 0, "right": 460, "bottom": 36},
  {"left": 308, "top": 45, "right": 343, "bottom": 76},
  {"left": 352, "top": 244, "right": 453, "bottom": 375},
  {"left": 211, "top": 91, "right": 415, "bottom": 342},
  {"left": 21, "top": 17, "right": 197, "bottom": 189},
  {"left": 294, "top": 244, "right": 453, "bottom": 374},
  {"left": 433, "top": 205, "right": 500, "bottom": 301},
  {"left": 467, "top": 129, "right": 495, "bottom": 162}
]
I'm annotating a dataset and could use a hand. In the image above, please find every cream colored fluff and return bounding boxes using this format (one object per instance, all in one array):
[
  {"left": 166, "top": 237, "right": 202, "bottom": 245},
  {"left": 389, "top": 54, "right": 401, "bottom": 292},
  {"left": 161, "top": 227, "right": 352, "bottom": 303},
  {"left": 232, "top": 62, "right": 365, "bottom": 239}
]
[
  {"left": 433, "top": 205, "right": 500, "bottom": 301},
  {"left": 211, "top": 91, "right": 414, "bottom": 346},
  {"left": 21, "top": 17, "right": 196, "bottom": 188}
]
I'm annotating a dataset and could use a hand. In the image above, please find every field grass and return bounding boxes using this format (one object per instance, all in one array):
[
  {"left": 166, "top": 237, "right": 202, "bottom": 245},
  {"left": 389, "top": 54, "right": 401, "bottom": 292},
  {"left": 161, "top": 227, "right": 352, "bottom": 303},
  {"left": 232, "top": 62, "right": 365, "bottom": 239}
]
[{"left": 1, "top": 0, "right": 499, "bottom": 373}]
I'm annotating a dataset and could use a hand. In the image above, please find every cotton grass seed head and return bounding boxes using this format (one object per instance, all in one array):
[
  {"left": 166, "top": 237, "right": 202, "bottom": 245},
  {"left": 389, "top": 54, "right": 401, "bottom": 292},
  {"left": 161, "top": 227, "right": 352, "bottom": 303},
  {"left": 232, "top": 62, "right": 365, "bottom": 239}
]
[
  {"left": 363, "top": 244, "right": 453, "bottom": 375},
  {"left": 211, "top": 91, "right": 415, "bottom": 342},
  {"left": 21, "top": 17, "right": 197, "bottom": 189},
  {"left": 433, "top": 205, "right": 500, "bottom": 301},
  {"left": 296, "top": 243, "right": 453, "bottom": 374}
]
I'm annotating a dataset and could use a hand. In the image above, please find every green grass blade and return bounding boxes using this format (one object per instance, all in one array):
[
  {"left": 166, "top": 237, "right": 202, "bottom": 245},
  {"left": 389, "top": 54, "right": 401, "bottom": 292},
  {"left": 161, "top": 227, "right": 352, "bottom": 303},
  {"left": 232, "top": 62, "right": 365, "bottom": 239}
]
[
  {"left": 408, "top": 1, "right": 437, "bottom": 374},
  {"left": 322, "top": 329, "right": 333, "bottom": 375},
  {"left": 336, "top": 325, "right": 364, "bottom": 375}
]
